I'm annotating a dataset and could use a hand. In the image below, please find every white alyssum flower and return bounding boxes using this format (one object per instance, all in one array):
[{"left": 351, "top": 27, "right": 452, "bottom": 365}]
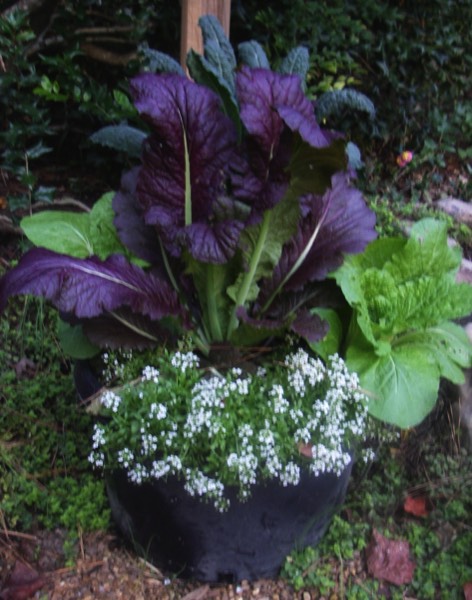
[
  {"left": 117, "top": 447, "right": 134, "bottom": 468},
  {"left": 100, "top": 390, "right": 122, "bottom": 412},
  {"left": 270, "top": 384, "right": 290, "bottom": 413},
  {"left": 279, "top": 461, "right": 301, "bottom": 486},
  {"left": 88, "top": 450, "right": 105, "bottom": 468},
  {"left": 149, "top": 402, "right": 167, "bottom": 420},
  {"left": 150, "top": 455, "right": 183, "bottom": 480},
  {"left": 171, "top": 351, "right": 200, "bottom": 372},
  {"left": 90, "top": 347, "right": 369, "bottom": 511},
  {"left": 141, "top": 431, "right": 158, "bottom": 456},
  {"left": 91, "top": 424, "right": 106, "bottom": 449},
  {"left": 128, "top": 463, "right": 149, "bottom": 485},
  {"left": 142, "top": 365, "right": 159, "bottom": 383}
]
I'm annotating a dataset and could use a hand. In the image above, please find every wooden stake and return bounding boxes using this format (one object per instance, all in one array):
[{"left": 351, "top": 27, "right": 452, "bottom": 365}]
[{"left": 180, "top": 0, "right": 231, "bottom": 67}]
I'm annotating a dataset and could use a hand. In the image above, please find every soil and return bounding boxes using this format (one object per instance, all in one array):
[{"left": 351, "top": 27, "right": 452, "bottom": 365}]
[{"left": 0, "top": 526, "right": 373, "bottom": 599}]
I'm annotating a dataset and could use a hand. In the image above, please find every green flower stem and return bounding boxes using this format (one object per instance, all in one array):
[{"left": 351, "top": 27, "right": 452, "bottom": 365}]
[{"left": 226, "top": 211, "right": 271, "bottom": 340}]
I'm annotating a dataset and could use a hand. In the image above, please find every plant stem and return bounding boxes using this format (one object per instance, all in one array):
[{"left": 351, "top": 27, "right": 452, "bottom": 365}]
[
  {"left": 205, "top": 263, "right": 223, "bottom": 341},
  {"left": 180, "top": 112, "right": 192, "bottom": 227},
  {"left": 260, "top": 195, "right": 332, "bottom": 315},
  {"left": 226, "top": 210, "right": 271, "bottom": 340}
]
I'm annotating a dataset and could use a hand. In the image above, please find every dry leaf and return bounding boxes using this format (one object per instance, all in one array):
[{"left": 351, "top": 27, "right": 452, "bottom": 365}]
[
  {"left": 464, "top": 581, "right": 472, "bottom": 600},
  {"left": 298, "top": 442, "right": 313, "bottom": 458},
  {"left": 366, "top": 529, "right": 415, "bottom": 586},
  {"left": 403, "top": 495, "right": 428, "bottom": 517},
  {"left": 180, "top": 585, "right": 211, "bottom": 600},
  {"left": 13, "top": 358, "right": 37, "bottom": 379},
  {"left": 0, "top": 561, "right": 45, "bottom": 600}
]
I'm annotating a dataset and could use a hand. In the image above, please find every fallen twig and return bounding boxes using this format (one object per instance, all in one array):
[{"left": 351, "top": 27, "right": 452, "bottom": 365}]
[{"left": 0, "top": 530, "right": 38, "bottom": 542}]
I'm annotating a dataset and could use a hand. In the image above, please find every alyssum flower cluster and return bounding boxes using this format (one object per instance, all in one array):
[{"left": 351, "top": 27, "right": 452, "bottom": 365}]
[{"left": 89, "top": 348, "right": 370, "bottom": 511}]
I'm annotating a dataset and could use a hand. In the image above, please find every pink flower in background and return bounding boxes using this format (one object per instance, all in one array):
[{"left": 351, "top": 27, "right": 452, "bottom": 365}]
[{"left": 396, "top": 150, "right": 414, "bottom": 167}]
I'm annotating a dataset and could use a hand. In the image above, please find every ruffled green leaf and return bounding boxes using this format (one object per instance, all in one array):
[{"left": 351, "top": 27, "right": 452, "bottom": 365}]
[{"left": 336, "top": 218, "right": 472, "bottom": 427}]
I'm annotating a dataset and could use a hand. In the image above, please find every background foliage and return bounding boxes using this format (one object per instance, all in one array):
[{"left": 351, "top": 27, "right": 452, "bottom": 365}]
[{"left": 1, "top": 0, "right": 471, "bottom": 194}]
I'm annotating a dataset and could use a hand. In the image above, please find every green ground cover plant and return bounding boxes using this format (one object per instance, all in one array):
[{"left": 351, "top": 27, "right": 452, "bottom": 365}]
[
  {"left": 282, "top": 440, "right": 472, "bottom": 598},
  {"left": 0, "top": 296, "right": 110, "bottom": 554}
]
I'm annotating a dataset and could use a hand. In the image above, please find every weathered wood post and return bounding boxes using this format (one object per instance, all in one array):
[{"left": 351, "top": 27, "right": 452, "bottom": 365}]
[{"left": 180, "top": 0, "right": 231, "bottom": 67}]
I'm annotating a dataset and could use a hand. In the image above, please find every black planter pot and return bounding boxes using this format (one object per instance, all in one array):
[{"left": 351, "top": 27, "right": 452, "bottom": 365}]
[
  {"left": 74, "top": 359, "right": 353, "bottom": 583},
  {"left": 106, "top": 462, "right": 352, "bottom": 583}
]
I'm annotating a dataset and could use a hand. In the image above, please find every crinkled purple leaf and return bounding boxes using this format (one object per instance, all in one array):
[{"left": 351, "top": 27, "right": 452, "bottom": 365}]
[
  {"left": 112, "top": 167, "right": 164, "bottom": 266},
  {"left": 231, "top": 68, "right": 332, "bottom": 217},
  {"left": 0, "top": 248, "right": 185, "bottom": 322},
  {"left": 130, "top": 73, "right": 242, "bottom": 263},
  {"left": 82, "top": 309, "right": 179, "bottom": 350},
  {"left": 236, "top": 67, "right": 331, "bottom": 151},
  {"left": 290, "top": 309, "right": 329, "bottom": 343},
  {"left": 231, "top": 131, "right": 292, "bottom": 217},
  {"left": 231, "top": 305, "right": 327, "bottom": 345},
  {"left": 183, "top": 220, "right": 245, "bottom": 264},
  {"left": 229, "top": 306, "right": 286, "bottom": 346},
  {"left": 268, "top": 173, "right": 377, "bottom": 293}
]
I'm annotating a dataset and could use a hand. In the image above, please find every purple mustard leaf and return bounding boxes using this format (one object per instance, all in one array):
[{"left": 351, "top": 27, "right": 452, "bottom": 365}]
[
  {"left": 112, "top": 167, "right": 164, "bottom": 267},
  {"left": 232, "top": 68, "right": 332, "bottom": 218},
  {"left": 130, "top": 73, "right": 243, "bottom": 263},
  {"left": 290, "top": 309, "right": 329, "bottom": 343},
  {"left": 268, "top": 173, "right": 377, "bottom": 293},
  {"left": 82, "top": 309, "right": 180, "bottom": 350},
  {"left": 0, "top": 248, "right": 185, "bottom": 321},
  {"left": 184, "top": 220, "right": 245, "bottom": 264},
  {"left": 236, "top": 67, "right": 331, "bottom": 151}
]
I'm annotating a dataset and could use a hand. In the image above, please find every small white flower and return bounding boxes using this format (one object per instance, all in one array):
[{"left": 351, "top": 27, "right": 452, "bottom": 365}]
[
  {"left": 142, "top": 365, "right": 159, "bottom": 383},
  {"left": 117, "top": 448, "right": 134, "bottom": 469},
  {"left": 92, "top": 424, "right": 106, "bottom": 449},
  {"left": 149, "top": 403, "right": 167, "bottom": 420},
  {"left": 100, "top": 390, "right": 122, "bottom": 412},
  {"left": 88, "top": 450, "right": 105, "bottom": 468},
  {"left": 171, "top": 351, "right": 200, "bottom": 372}
]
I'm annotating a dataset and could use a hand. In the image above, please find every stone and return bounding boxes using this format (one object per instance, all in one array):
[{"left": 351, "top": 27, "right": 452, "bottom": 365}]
[
  {"left": 437, "top": 198, "right": 472, "bottom": 227},
  {"left": 457, "top": 259, "right": 472, "bottom": 285}
]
